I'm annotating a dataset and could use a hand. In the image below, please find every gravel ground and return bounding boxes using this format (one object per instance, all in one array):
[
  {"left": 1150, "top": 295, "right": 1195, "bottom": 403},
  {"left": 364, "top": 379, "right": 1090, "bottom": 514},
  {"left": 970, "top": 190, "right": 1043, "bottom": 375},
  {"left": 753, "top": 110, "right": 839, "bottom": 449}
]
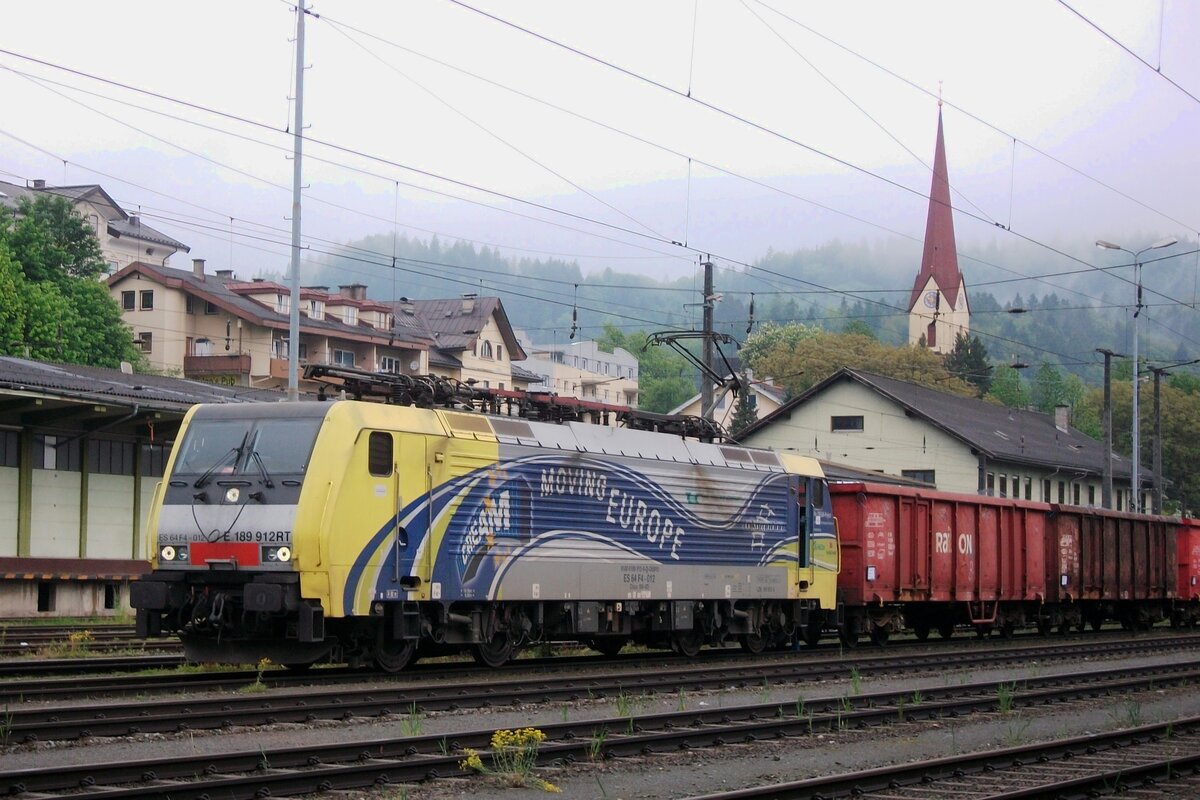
[{"left": 2, "top": 645, "right": 1199, "bottom": 798}]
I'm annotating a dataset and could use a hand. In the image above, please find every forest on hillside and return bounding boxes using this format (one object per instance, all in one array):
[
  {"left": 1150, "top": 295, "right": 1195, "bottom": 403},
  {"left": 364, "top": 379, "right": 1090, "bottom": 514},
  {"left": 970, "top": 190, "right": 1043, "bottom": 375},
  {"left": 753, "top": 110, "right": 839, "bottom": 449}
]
[{"left": 300, "top": 232, "right": 1200, "bottom": 389}]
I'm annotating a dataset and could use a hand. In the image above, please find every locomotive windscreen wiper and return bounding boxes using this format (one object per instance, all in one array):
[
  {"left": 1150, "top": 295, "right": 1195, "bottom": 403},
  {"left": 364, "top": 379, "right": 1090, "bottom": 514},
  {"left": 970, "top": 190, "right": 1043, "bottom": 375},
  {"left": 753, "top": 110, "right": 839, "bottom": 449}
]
[
  {"left": 250, "top": 449, "right": 275, "bottom": 488},
  {"left": 193, "top": 432, "right": 249, "bottom": 489}
]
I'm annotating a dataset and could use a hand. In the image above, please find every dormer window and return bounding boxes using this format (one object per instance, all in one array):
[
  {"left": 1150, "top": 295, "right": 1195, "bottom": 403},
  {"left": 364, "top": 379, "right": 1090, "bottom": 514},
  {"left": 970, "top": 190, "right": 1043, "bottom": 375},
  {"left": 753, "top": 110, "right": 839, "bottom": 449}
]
[
  {"left": 275, "top": 293, "right": 290, "bottom": 314},
  {"left": 308, "top": 299, "right": 323, "bottom": 320},
  {"left": 344, "top": 306, "right": 357, "bottom": 325}
]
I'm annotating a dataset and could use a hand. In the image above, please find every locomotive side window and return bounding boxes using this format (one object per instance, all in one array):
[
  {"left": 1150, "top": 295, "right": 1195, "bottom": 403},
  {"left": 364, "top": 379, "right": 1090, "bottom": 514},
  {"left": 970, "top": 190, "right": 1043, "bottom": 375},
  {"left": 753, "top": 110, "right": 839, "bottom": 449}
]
[{"left": 368, "top": 431, "right": 393, "bottom": 477}]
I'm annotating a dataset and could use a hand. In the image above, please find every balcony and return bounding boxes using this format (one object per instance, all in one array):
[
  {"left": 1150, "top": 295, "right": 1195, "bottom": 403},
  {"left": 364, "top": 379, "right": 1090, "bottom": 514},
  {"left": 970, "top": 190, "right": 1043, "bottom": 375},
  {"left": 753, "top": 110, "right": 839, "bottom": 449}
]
[{"left": 184, "top": 354, "right": 251, "bottom": 379}]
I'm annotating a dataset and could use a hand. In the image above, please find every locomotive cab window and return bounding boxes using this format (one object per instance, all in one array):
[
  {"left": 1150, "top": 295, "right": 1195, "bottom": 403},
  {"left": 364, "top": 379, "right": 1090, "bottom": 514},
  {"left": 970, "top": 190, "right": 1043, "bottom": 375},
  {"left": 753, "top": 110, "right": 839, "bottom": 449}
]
[{"left": 368, "top": 432, "right": 393, "bottom": 476}]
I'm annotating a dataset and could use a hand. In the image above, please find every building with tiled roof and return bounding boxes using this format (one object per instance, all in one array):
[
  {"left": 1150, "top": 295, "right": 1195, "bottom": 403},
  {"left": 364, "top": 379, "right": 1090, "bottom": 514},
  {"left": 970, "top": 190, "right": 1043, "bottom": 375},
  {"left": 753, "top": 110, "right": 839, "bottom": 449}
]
[
  {"left": 737, "top": 368, "right": 1139, "bottom": 512},
  {"left": 107, "top": 260, "right": 433, "bottom": 389},
  {"left": 0, "top": 179, "right": 189, "bottom": 273},
  {"left": 391, "top": 295, "right": 530, "bottom": 391}
]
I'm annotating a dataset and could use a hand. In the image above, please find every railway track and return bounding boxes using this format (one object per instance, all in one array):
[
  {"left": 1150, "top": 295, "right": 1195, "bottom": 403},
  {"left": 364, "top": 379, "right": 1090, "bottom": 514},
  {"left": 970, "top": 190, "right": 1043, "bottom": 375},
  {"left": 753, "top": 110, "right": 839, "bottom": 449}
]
[
  {"left": 4, "top": 633, "right": 1199, "bottom": 742},
  {"left": 0, "top": 624, "right": 178, "bottom": 657},
  {"left": 0, "top": 658, "right": 1196, "bottom": 798},
  {"left": 684, "top": 717, "right": 1200, "bottom": 799}
]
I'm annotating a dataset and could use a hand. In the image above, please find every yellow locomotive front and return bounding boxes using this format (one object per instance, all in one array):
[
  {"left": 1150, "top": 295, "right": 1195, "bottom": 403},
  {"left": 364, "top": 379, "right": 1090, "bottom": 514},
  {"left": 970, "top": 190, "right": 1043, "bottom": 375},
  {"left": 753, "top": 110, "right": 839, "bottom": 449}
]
[{"left": 132, "top": 402, "right": 333, "bottom": 667}]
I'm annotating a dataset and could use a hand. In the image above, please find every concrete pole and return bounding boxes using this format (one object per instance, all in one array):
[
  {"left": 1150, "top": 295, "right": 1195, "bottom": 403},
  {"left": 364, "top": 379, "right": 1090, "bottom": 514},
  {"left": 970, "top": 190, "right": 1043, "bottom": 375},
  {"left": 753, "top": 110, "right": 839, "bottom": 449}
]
[{"left": 287, "top": 0, "right": 307, "bottom": 402}]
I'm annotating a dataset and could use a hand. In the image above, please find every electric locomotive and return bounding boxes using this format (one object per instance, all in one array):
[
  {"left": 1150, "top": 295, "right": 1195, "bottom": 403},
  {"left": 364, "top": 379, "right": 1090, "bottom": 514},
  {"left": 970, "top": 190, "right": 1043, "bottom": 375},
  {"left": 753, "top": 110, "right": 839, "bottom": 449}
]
[{"left": 131, "top": 369, "right": 840, "bottom": 671}]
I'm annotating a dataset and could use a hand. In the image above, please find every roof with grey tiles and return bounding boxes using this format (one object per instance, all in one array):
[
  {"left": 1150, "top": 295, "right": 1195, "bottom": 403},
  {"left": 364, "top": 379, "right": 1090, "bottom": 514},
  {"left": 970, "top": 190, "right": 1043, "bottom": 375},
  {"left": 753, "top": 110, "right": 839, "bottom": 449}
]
[{"left": 738, "top": 368, "right": 1133, "bottom": 479}]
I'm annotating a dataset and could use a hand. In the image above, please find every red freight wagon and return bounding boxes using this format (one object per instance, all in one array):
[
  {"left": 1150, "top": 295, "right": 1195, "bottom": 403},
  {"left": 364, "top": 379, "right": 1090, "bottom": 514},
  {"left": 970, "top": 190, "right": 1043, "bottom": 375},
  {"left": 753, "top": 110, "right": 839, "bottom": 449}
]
[
  {"left": 1045, "top": 506, "right": 1177, "bottom": 631},
  {"left": 829, "top": 482, "right": 1050, "bottom": 644},
  {"left": 827, "top": 482, "right": 1191, "bottom": 645},
  {"left": 1175, "top": 518, "right": 1200, "bottom": 625}
]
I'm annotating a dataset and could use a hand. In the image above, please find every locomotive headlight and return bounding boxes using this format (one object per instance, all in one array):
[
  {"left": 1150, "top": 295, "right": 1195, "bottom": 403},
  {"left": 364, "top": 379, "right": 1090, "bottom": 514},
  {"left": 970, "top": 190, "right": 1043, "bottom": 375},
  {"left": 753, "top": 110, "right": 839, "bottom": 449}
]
[
  {"left": 160, "top": 545, "right": 188, "bottom": 563},
  {"left": 263, "top": 546, "right": 292, "bottom": 563}
]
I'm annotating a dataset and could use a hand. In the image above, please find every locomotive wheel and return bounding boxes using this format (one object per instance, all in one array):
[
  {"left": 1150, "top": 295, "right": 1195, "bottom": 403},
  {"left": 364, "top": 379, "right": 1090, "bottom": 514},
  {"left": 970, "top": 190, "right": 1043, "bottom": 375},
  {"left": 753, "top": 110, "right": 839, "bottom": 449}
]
[
  {"left": 588, "top": 637, "right": 627, "bottom": 657},
  {"left": 375, "top": 638, "right": 417, "bottom": 673},
  {"left": 740, "top": 631, "right": 768, "bottom": 655},
  {"left": 938, "top": 621, "right": 954, "bottom": 640},
  {"left": 869, "top": 627, "right": 890, "bottom": 647},
  {"left": 282, "top": 660, "right": 315, "bottom": 673},
  {"left": 672, "top": 630, "right": 703, "bottom": 658},
  {"left": 802, "top": 622, "right": 822, "bottom": 647},
  {"left": 473, "top": 632, "right": 517, "bottom": 668},
  {"left": 912, "top": 622, "right": 930, "bottom": 641}
]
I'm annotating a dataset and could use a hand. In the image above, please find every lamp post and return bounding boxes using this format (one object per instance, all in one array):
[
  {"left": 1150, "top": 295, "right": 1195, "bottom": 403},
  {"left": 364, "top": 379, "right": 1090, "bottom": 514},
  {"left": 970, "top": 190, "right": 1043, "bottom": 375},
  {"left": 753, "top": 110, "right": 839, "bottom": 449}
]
[{"left": 1095, "top": 237, "right": 1178, "bottom": 511}]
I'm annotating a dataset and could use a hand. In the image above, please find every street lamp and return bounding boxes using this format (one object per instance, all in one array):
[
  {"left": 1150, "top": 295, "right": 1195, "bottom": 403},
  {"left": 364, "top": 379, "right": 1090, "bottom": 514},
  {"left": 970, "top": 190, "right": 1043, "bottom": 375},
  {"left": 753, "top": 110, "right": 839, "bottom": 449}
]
[{"left": 1095, "top": 236, "right": 1178, "bottom": 511}]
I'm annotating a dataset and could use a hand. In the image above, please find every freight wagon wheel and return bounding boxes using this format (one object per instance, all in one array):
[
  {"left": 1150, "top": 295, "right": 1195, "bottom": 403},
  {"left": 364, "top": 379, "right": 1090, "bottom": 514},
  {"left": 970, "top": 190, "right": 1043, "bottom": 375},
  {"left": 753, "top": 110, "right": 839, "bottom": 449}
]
[
  {"left": 740, "top": 631, "right": 768, "bottom": 655},
  {"left": 473, "top": 632, "right": 517, "bottom": 668},
  {"left": 375, "top": 638, "right": 417, "bottom": 673},
  {"left": 869, "top": 627, "right": 890, "bottom": 647},
  {"left": 1036, "top": 618, "right": 1051, "bottom": 636},
  {"left": 838, "top": 627, "right": 859, "bottom": 649},
  {"left": 938, "top": 622, "right": 955, "bottom": 640},
  {"left": 672, "top": 630, "right": 703, "bottom": 658},
  {"left": 802, "top": 622, "right": 822, "bottom": 647},
  {"left": 282, "top": 660, "right": 316, "bottom": 673},
  {"left": 912, "top": 622, "right": 930, "bottom": 641}
]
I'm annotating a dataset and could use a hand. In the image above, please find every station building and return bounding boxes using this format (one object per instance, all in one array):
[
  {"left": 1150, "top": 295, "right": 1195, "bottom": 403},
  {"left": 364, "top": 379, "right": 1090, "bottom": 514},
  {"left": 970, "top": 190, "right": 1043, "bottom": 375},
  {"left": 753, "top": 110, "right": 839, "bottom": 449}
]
[{"left": 0, "top": 356, "right": 280, "bottom": 618}]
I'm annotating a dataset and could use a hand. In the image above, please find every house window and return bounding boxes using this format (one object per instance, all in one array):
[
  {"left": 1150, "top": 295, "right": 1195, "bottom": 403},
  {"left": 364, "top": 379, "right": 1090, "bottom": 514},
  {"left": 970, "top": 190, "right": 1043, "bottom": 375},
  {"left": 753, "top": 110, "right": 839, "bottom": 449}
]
[
  {"left": 830, "top": 415, "right": 864, "bottom": 432},
  {"left": 333, "top": 349, "right": 355, "bottom": 367},
  {"left": 1025, "top": 477, "right": 1032, "bottom": 500},
  {"left": 998, "top": 475, "right": 1008, "bottom": 498},
  {"left": 308, "top": 300, "right": 322, "bottom": 319},
  {"left": 497, "top": 346, "right": 503, "bottom": 361},
  {"left": 275, "top": 294, "right": 290, "bottom": 314},
  {"left": 136, "top": 332, "right": 152, "bottom": 353},
  {"left": 1088, "top": 485, "right": 1096, "bottom": 506},
  {"left": 185, "top": 296, "right": 195, "bottom": 314},
  {"left": 480, "top": 341, "right": 494, "bottom": 359},
  {"left": 380, "top": 356, "right": 402, "bottom": 373},
  {"left": 1073, "top": 484, "right": 1081, "bottom": 505},
  {"left": 205, "top": 301, "right": 219, "bottom": 315},
  {"left": 121, "top": 291, "right": 135, "bottom": 311},
  {"left": 1042, "top": 479, "right": 1051, "bottom": 502},
  {"left": 1058, "top": 481, "right": 1066, "bottom": 503},
  {"left": 901, "top": 469, "right": 935, "bottom": 484},
  {"left": 140, "top": 290, "right": 154, "bottom": 310},
  {"left": 344, "top": 306, "right": 357, "bottom": 325},
  {"left": 986, "top": 472, "right": 995, "bottom": 495}
]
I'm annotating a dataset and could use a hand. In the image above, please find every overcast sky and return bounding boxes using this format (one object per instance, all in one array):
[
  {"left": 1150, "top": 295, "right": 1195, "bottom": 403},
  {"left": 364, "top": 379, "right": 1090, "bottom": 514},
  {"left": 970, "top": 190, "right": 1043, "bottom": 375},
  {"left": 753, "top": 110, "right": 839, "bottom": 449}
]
[{"left": 1, "top": 1, "right": 1196, "bottom": 283}]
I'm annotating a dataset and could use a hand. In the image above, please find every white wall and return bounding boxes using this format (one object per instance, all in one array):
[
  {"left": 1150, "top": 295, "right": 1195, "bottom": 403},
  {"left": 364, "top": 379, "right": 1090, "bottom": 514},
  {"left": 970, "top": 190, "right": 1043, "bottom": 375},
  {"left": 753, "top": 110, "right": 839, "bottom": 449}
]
[
  {"left": 87, "top": 474, "right": 135, "bottom": 559},
  {"left": 0, "top": 468, "right": 18, "bottom": 555},
  {"left": 30, "top": 471, "right": 81, "bottom": 557}
]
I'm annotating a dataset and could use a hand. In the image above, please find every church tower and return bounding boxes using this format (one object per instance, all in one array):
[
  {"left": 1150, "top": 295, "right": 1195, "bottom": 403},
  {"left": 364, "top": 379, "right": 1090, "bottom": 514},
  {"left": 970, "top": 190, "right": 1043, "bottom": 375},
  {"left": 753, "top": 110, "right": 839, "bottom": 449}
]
[{"left": 908, "top": 105, "right": 969, "bottom": 354}]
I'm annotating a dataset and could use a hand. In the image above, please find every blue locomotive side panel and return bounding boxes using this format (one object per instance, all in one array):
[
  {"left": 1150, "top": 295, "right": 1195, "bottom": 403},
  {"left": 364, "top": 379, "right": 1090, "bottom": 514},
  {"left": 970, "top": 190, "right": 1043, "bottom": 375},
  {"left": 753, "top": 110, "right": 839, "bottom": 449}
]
[{"left": 358, "top": 445, "right": 804, "bottom": 605}]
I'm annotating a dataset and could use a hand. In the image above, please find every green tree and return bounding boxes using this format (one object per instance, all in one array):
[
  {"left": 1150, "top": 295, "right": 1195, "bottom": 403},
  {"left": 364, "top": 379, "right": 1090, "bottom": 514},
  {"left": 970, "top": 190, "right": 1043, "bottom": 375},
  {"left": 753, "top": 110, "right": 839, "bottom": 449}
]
[
  {"left": 743, "top": 328, "right": 976, "bottom": 398},
  {"left": 728, "top": 372, "right": 759, "bottom": 436},
  {"left": 596, "top": 324, "right": 694, "bottom": 413},
  {"left": 987, "top": 365, "right": 1031, "bottom": 408},
  {"left": 944, "top": 333, "right": 993, "bottom": 396},
  {"left": 1031, "top": 362, "right": 1068, "bottom": 413},
  {"left": 841, "top": 319, "right": 876, "bottom": 339},
  {"left": 0, "top": 195, "right": 142, "bottom": 368}
]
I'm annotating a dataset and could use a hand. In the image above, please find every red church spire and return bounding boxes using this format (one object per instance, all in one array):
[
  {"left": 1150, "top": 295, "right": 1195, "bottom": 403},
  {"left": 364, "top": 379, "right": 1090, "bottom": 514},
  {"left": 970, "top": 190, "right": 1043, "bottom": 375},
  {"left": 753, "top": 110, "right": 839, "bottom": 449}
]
[{"left": 908, "top": 106, "right": 963, "bottom": 311}]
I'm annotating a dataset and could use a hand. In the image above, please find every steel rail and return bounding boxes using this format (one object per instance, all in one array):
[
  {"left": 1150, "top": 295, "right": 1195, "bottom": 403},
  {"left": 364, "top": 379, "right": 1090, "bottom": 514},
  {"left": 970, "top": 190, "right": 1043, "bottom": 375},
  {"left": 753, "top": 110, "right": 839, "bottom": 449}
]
[
  {"left": 7, "top": 633, "right": 1200, "bottom": 741},
  {"left": 1, "top": 660, "right": 1198, "bottom": 797},
  {"left": 680, "top": 717, "right": 1200, "bottom": 799}
]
